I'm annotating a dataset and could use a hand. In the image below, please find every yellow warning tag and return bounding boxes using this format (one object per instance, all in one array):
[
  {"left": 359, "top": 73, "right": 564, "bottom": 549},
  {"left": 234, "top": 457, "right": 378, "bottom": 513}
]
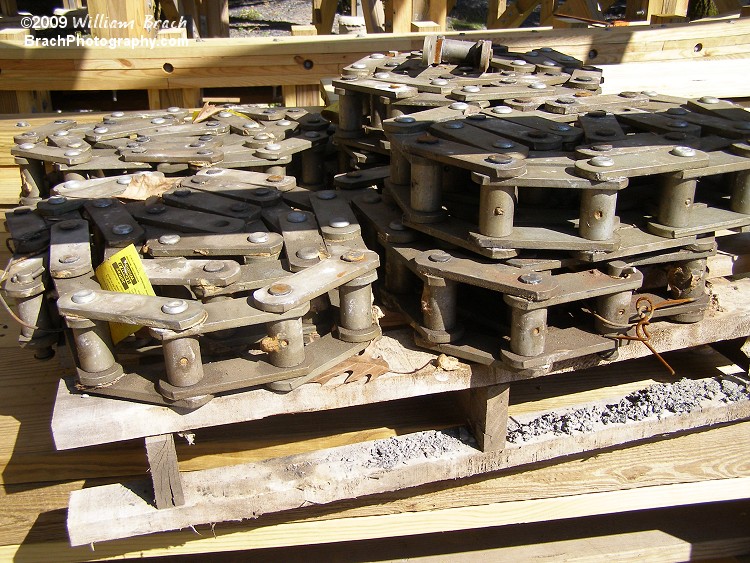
[{"left": 94, "top": 244, "right": 155, "bottom": 344}]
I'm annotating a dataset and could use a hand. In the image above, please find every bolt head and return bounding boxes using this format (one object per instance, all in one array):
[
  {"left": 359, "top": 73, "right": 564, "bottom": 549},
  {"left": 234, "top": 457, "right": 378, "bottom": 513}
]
[
  {"left": 590, "top": 156, "right": 614, "bottom": 167},
  {"left": 248, "top": 232, "right": 270, "bottom": 244},
  {"left": 428, "top": 251, "right": 451, "bottom": 263},
  {"left": 59, "top": 254, "right": 79, "bottom": 264},
  {"left": 316, "top": 190, "right": 337, "bottom": 200},
  {"left": 161, "top": 299, "right": 189, "bottom": 315},
  {"left": 287, "top": 211, "right": 307, "bottom": 223},
  {"left": 329, "top": 217, "right": 350, "bottom": 228},
  {"left": 486, "top": 154, "right": 513, "bottom": 165},
  {"left": 492, "top": 106, "right": 513, "bottom": 114},
  {"left": 93, "top": 198, "right": 113, "bottom": 208},
  {"left": 395, "top": 116, "right": 416, "bottom": 124},
  {"left": 159, "top": 234, "right": 181, "bottom": 245},
  {"left": 519, "top": 272, "right": 543, "bottom": 285},
  {"left": 671, "top": 146, "right": 696, "bottom": 157},
  {"left": 112, "top": 224, "right": 134, "bottom": 235},
  {"left": 698, "top": 96, "right": 720, "bottom": 104},
  {"left": 203, "top": 260, "right": 226, "bottom": 273},
  {"left": 341, "top": 250, "right": 365, "bottom": 262},
  {"left": 296, "top": 247, "right": 320, "bottom": 260},
  {"left": 268, "top": 283, "right": 292, "bottom": 296},
  {"left": 71, "top": 289, "right": 96, "bottom": 304}
]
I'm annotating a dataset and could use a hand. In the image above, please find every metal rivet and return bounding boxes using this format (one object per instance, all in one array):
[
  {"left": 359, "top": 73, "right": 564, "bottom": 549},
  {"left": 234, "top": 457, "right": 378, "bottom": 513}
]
[
  {"left": 112, "top": 223, "right": 133, "bottom": 235},
  {"left": 64, "top": 150, "right": 82, "bottom": 157},
  {"left": 248, "top": 232, "right": 270, "bottom": 244},
  {"left": 263, "top": 108, "right": 276, "bottom": 114},
  {"left": 492, "top": 106, "right": 513, "bottom": 114},
  {"left": 493, "top": 140, "right": 514, "bottom": 149},
  {"left": 362, "top": 192, "right": 381, "bottom": 203},
  {"left": 619, "top": 91, "right": 639, "bottom": 98},
  {"left": 296, "top": 247, "right": 319, "bottom": 260},
  {"left": 58, "top": 220, "right": 80, "bottom": 231},
  {"left": 304, "top": 131, "right": 320, "bottom": 139},
  {"left": 48, "top": 195, "right": 66, "bottom": 205},
  {"left": 277, "top": 119, "right": 292, "bottom": 126},
  {"left": 53, "top": 130, "right": 70, "bottom": 137},
  {"left": 146, "top": 204, "right": 166, "bottom": 214},
  {"left": 590, "top": 156, "right": 614, "bottom": 167},
  {"left": 462, "top": 85, "right": 480, "bottom": 93},
  {"left": 158, "top": 234, "right": 181, "bottom": 245},
  {"left": 255, "top": 188, "right": 271, "bottom": 196},
  {"left": 167, "top": 106, "right": 181, "bottom": 113},
  {"left": 698, "top": 96, "right": 719, "bottom": 104},
  {"left": 330, "top": 217, "right": 350, "bottom": 228},
  {"left": 15, "top": 121, "right": 30, "bottom": 127},
  {"left": 287, "top": 211, "right": 307, "bottom": 223},
  {"left": 205, "top": 168, "right": 223, "bottom": 175},
  {"left": 151, "top": 117, "right": 167, "bottom": 125},
  {"left": 18, "top": 142, "right": 35, "bottom": 150},
  {"left": 428, "top": 251, "right": 451, "bottom": 262},
  {"left": 352, "top": 63, "right": 367, "bottom": 69},
  {"left": 162, "top": 299, "right": 189, "bottom": 315},
  {"left": 117, "top": 176, "right": 132, "bottom": 185},
  {"left": 444, "top": 122, "right": 464, "bottom": 129},
  {"left": 373, "top": 72, "right": 390, "bottom": 79},
  {"left": 341, "top": 250, "right": 365, "bottom": 262},
  {"left": 551, "top": 124, "right": 571, "bottom": 132},
  {"left": 264, "top": 143, "right": 282, "bottom": 151},
  {"left": 519, "top": 272, "right": 543, "bottom": 284},
  {"left": 93, "top": 198, "right": 113, "bottom": 208},
  {"left": 218, "top": 111, "right": 233, "bottom": 118},
  {"left": 592, "top": 144, "right": 613, "bottom": 152},
  {"left": 370, "top": 53, "right": 385, "bottom": 59},
  {"left": 449, "top": 102, "right": 469, "bottom": 110},
  {"left": 395, "top": 116, "right": 416, "bottom": 123},
  {"left": 668, "top": 120, "right": 689, "bottom": 128},
  {"left": 667, "top": 107, "right": 689, "bottom": 115},
  {"left": 59, "top": 254, "right": 79, "bottom": 264},
  {"left": 511, "top": 59, "right": 527, "bottom": 65},
  {"left": 230, "top": 202, "right": 249, "bottom": 212},
  {"left": 269, "top": 283, "right": 292, "bottom": 296},
  {"left": 642, "top": 90, "right": 659, "bottom": 97},
  {"left": 576, "top": 76, "right": 594, "bottom": 82},
  {"left": 467, "top": 114, "right": 486, "bottom": 121},
  {"left": 556, "top": 97, "right": 576, "bottom": 104},
  {"left": 206, "top": 121, "right": 220, "bottom": 127},
  {"left": 243, "top": 121, "right": 260, "bottom": 129},
  {"left": 130, "top": 146, "right": 146, "bottom": 153},
  {"left": 389, "top": 220, "right": 404, "bottom": 231},
  {"left": 671, "top": 146, "right": 696, "bottom": 157},
  {"left": 111, "top": 111, "right": 125, "bottom": 117},
  {"left": 203, "top": 261, "right": 226, "bottom": 273},
  {"left": 431, "top": 78, "right": 449, "bottom": 86},
  {"left": 197, "top": 149, "right": 214, "bottom": 155},
  {"left": 316, "top": 190, "right": 337, "bottom": 200},
  {"left": 500, "top": 78, "right": 517, "bottom": 84},
  {"left": 487, "top": 154, "right": 513, "bottom": 165},
  {"left": 71, "top": 289, "right": 96, "bottom": 304},
  {"left": 528, "top": 82, "right": 546, "bottom": 89}
]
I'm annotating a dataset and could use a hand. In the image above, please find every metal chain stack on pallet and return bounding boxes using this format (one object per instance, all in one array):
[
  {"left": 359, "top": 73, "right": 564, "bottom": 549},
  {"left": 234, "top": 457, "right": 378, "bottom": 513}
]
[
  {"left": 2, "top": 36, "right": 749, "bottom": 412},
  {"left": 2, "top": 106, "right": 380, "bottom": 410},
  {"left": 330, "top": 37, "right": 750, "bottom": 376}
]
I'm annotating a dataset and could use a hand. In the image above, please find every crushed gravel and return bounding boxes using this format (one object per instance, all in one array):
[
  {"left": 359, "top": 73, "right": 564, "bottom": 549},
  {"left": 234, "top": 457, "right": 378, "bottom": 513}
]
[
  {"left": 365, "top": 428, "right": 474, "bottom": 469},
  {"left": 507, "top": 377, "right": 750, "bottom": 444}
]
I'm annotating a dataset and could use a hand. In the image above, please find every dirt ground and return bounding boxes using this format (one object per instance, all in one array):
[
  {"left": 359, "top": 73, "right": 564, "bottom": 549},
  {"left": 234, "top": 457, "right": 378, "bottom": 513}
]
[{"left": 228, "top": 0, "right": 491, "bottom": 37}]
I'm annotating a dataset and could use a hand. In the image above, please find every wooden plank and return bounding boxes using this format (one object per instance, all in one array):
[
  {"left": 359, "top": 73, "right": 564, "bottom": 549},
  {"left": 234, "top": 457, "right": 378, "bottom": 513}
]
[
  {"left": 86, "top": 0, "right": 153, "bottom": 39},
  {"left": 385, "top": 0, "right": 414, "bottom": 32},
  {"left": 488, "top": 0, "right": 540, "bottom": 28},
  {"left": 0, "top": 29, "right": 50, "bottom": 114},
  {"left": 0, "top": 419, "right": 748, "bottom": 556},
  {"left": 147, "top": 87, "right": 202, "bottom": 110},
  {"left": 362, "top": 0, "right": 387, "bottom": 32},
  {"left": 144, "top": 434, "right": 185, "bottom": 509},
  {"left": 313, "top": 0, "right": 338, "bottom": 34},
  {"left": 464, "top": 383, "right": 510, "bottom": 451},
  {"left": 2, "top": 20, "right": 750, "bottom": 92},
  {"left": 412, "top": 20, "right": 442, "bottom": 32},
  {"left": 51, "top": 276, "right": 750, "bottom": 450},
  {"left": 282, "top": 25, "right": 324, "bottom": 107}
]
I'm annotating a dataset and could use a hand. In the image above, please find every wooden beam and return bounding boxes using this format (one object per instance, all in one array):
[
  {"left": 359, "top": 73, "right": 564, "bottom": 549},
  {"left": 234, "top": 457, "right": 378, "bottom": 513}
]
[
  {"left": 464, "top": 383, "right": 510, "bottom": 452},
  {"left": 282, "top": 25, "right": 324, "bottom": 107},
  {"left": 488, "top": 0, "right": 539, "bottom": 28},
  {"left": 147, "top": 88, "right": 202, "bottom": 110},
  {"left": 313, "top": 0, "right": 338, "bottom": 34},
  {"left": 86, "top": 0, "right": 154, "bottom": 39},
  {"left": 0, "top": 29, "right": 50, "bottom": 114},
  {"left": 145, "top": 434, "right": 185, "bottom": 509},
  {"left": 411, "top": 20, "right": 442, "bottom": 32},
  {"left": 385, "top": 0, "right": 414, "bottom": 32},
  {"left": 487, "top": 0, "right": 509, "bottom": 28},
  {"left": 362, "top": 0, "right": 387, "bottom": 32}
]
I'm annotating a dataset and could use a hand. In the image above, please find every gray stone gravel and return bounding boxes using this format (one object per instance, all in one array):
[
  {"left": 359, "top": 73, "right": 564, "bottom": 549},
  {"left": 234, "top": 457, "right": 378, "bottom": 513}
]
[
  {"left": 365, "top": 428, "right": 474, "bottom": 469},
  {"left": 507, "top": 377, "right": 750, "bottom": 444}
]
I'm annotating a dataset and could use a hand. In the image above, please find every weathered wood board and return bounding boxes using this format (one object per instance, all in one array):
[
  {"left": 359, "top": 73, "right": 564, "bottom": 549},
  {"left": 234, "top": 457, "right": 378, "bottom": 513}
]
[{"left": 52, "top": 276, "right": 750, "bottom": 450}]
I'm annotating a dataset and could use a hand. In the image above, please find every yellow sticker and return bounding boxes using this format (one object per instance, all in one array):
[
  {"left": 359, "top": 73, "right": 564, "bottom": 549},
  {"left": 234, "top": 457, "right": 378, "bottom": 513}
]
[{"left": 94, "top": 244, "right": 155, "bottom": 344}]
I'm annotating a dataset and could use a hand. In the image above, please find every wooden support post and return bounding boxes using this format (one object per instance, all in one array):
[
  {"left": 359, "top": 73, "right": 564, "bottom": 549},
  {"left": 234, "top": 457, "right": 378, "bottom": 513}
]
[
  {"left": 0, "top": 0, "right": 17, "bottom": 17},
  {"left": 487, "top": 0, "right": 508, "bottom": 28},
  {"left": 488, "top": 0, "right": 540, "bottom": 28},
  {"left": 86, "top": 0, "right": 154, "bottom": 39},
  {"left": 362, "top": 0, "right": 387, "bottom": 32},
  {"left": 540, "top": 0, "right": 557, "bottom": 25},
  {"left": 414, "top": 0, "right": 448, "bottom": 29},
  {"left": 202, "top": 0, "right": 229, "bottom": 38},
  {"left": 742, "top": 5, "right": 750, "bottom": 16},
  {"left": 465, "top": 383, "right": 510, "bottom": 452},
  {"left": 0, "top": 28, "right": 51, "bottom": 113},
  {"left": 282, "top": 25, "right": 324, "bottom": 107},
  {"left": 313, "top": 0, "right": 338, "bottom": 34},
  {"left": 147, "top": 88, "right": 202, "bottom": 110},
  {"left": 384, "top": 0, "right": 414, "bottom": 32},
  {"left": 145, "top": 434, "right": 185, "bottom": 509}
]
